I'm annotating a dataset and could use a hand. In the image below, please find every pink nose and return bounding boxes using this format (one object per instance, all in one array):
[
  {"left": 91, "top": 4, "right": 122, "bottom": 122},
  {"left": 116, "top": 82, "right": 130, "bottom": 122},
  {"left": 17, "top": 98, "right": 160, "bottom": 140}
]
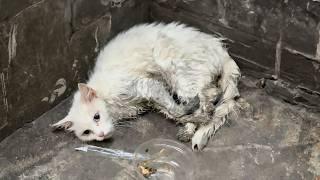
[{"left": 98, "top": 131, "right": 105, "bottom": 137}]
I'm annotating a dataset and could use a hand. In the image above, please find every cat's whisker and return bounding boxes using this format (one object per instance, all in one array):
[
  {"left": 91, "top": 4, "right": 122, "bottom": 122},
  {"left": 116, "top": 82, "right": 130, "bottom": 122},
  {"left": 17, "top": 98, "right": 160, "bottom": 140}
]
[
  {"left": 115, "top": 124, "right": 133, "bottom": 127},
  {"left": 113, "top": 122, "right": 133, "bottom": 126}
]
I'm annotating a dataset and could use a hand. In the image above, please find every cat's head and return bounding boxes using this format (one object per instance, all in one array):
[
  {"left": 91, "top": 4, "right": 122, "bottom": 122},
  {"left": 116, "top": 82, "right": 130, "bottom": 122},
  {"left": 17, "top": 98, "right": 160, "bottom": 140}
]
[{"left": 51, "top": 83, "right": 115, "bottom": 141}]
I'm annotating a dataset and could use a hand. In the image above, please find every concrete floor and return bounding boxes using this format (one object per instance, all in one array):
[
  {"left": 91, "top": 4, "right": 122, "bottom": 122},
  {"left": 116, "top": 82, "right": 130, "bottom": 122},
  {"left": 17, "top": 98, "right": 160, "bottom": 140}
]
[{"left": 0, "top": 77, "right": 319, "bottom": 180}]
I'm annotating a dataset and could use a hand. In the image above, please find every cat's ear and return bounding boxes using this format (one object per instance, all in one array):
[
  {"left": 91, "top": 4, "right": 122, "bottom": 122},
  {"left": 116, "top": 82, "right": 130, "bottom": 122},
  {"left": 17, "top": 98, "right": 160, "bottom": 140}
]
[
  {"left": 78, "top": 83, "right": 97, "bottom": 103},
  {"left": 51, "top": 117, "right": 73, "bottom": 131}
]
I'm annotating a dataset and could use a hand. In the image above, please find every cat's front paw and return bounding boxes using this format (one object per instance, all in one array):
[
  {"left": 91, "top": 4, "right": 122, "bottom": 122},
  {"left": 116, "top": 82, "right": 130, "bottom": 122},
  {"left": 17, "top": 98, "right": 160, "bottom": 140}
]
[
  {"left": 191, "top": 124, "right": 214, "bottom": 151},
  {"left": 176, "top": 123, "right": 196, "bottom": 142}
]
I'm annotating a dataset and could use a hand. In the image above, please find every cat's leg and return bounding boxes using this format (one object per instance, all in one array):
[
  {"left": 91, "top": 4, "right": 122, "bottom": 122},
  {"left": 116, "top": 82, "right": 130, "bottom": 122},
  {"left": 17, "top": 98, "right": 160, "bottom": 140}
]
[
  {"left": 200, "top": 85, "right": 223, "bottom": 114},
  {"left": 191, "top": 98, "right": 242, "bottom": 150},
  {"left": 167, "top": 75, "right": 209, "bottom": 139},
  {"left": 191, "top": 59, "right": 241, "bottom": 150},
  {"left": 134, "top": 78, "right": 200, "bottom": 119},
  {"left": 176, "top": 85, "right": 222, "bottom": 142},
  {"left": 180, "top": 101, "right": 235, "bottom": 150},
  {"left": 153, "top": 32, "right": 212, "bottom": 111},
  {"left": 214, "top": 60, "right": 241, "bottom": 119}
]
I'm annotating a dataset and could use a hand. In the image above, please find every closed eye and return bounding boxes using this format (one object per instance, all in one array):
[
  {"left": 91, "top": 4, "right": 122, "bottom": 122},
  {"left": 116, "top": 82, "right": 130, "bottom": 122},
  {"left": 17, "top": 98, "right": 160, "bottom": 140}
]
[{"left": 82, "top": 129, "right": 92, "bottom": 136}]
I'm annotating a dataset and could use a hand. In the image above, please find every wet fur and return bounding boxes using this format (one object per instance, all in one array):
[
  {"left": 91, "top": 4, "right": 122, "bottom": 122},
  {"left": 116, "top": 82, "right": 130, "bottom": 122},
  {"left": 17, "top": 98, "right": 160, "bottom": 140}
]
[{"left": 51, "top": 22, "right": 241, "bottom": 150}]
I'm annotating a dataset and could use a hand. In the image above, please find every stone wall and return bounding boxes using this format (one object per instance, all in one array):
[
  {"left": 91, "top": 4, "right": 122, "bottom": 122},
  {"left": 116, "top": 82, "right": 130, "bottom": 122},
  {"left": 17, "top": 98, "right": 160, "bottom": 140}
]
[
  {"left": 0, "top": 0, "right": 149, "bottom": 140},
  {"left": 150, "top": 0, "right": 320, "bottom": 110}
]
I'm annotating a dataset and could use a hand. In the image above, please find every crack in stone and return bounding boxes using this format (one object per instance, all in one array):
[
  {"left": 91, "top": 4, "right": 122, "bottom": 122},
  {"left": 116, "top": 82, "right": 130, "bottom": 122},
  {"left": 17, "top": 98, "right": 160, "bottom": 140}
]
[
  {"left": 284, "top": 46, "right": 320, "bottom": 63},
  {"left": 8, "top": 24, "right": 17, "bottom": 67},
  {"left": 0, "top": 72, "right": 8, "bottom": 114},
  {"left": 316, "top": 23, "right": 320, "bottom": 61},
  {"left": 94, "top": 26, "right": 99, "bottom": 53},
  {"left": 13, "top": 0, "right": 46, "bottom": 19},
  {"left": 275, "top": 26, "right": 283, "bottom": 79},
  {"left": 67, "top": 0, "right": 76, "bottom": 42}
]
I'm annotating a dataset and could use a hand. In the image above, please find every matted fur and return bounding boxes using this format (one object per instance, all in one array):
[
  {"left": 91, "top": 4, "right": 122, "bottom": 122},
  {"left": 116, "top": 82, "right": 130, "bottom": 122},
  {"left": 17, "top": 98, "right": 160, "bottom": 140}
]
[{"left": 51, "top": 22, "right": 241, "bottom": 150}]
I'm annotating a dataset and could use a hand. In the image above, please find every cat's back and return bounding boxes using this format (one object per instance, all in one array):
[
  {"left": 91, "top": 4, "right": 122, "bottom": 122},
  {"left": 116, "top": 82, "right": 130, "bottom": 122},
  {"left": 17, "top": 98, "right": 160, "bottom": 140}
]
[
  {"left": 91, "top": 22, "right": 225, "bottom": 83},
  {"left": 94, "top": 23, "right": 163, "bottom": 71},
  {"left": 94, "top": 22, "right": 205, "bottom": 68}
]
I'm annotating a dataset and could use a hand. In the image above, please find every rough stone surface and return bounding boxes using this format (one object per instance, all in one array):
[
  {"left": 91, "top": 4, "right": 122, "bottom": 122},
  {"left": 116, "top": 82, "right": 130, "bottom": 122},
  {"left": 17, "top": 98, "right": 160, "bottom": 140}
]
[
  {"left": 264, "top": 79, "right": 320, "bottom": 109},
  {"left": 0, "top": 77, "right": 319, "bottom": 179},
  {"left": 1, "top": 1, "right": 320, "bottom": 178},
  {"left": 0, "top": 0, "right": 149, "bottom": 140},
  {"left": 2, "top": 0, "right": 320, "bottom": 143}
]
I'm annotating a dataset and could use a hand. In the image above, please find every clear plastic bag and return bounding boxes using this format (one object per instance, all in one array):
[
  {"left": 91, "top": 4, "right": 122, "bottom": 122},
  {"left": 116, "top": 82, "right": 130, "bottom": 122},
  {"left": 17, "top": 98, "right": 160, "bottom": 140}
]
[{"left": 75, "top": 138, "right": 197, "bottom": 180}]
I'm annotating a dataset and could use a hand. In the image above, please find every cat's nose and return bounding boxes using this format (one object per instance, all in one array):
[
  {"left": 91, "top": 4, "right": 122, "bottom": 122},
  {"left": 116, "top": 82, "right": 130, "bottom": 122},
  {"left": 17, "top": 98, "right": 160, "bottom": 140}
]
[{"left": 98, "top": 131, "right": 104, "bottom": 137}]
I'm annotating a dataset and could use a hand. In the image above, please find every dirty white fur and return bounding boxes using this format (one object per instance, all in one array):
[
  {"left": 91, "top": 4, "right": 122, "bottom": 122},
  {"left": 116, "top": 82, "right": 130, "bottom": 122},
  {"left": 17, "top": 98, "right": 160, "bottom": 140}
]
[
  {"left": 189, "top": 60, "right": 240, "bottom": 150},
  {"left": 52, "top": 22, "right": 241, "bottom": 150}
]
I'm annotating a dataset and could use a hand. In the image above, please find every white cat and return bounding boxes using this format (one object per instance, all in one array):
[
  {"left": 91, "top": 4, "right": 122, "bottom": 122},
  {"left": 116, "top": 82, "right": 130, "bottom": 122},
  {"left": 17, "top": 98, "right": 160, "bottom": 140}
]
[{"left": 51, "top": 22, "right": 241, "bottom": 150}]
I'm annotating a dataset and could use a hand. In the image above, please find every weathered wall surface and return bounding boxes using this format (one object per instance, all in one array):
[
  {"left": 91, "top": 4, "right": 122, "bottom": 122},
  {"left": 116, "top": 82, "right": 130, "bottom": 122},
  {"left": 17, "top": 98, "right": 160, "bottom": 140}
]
[
  {"left": 150, "top": 0, "right": 320, "bottom": 110},
  {"left": 0, "top": 0, "right": 149, "bottom": 140}
]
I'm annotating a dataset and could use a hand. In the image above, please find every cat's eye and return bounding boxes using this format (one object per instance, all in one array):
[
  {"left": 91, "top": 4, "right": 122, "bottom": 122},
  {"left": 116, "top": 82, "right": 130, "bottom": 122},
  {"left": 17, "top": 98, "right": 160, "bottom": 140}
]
[
  {"left": 93, "top": 113, "right": 100, "bottom": 122},
  {"left": 82, "top": 129, "right": 92, "bottom": 135}
]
